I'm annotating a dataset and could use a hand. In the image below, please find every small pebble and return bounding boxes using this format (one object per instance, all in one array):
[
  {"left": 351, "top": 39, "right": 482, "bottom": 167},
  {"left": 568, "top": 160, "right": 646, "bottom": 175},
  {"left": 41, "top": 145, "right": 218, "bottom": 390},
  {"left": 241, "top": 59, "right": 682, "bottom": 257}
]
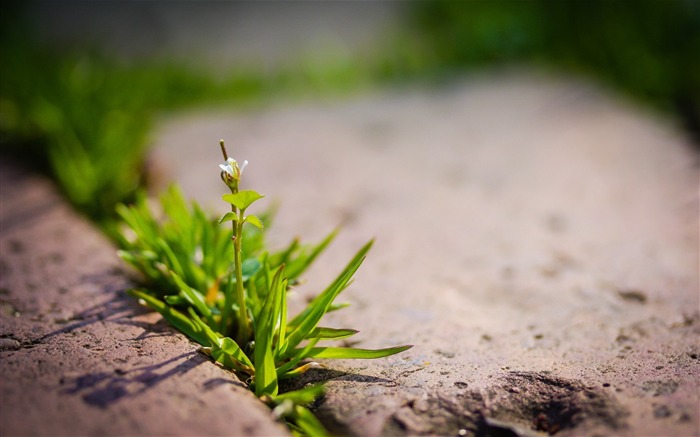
[{"left": 0, "top": 338, "right": 21, "bottom": 351}]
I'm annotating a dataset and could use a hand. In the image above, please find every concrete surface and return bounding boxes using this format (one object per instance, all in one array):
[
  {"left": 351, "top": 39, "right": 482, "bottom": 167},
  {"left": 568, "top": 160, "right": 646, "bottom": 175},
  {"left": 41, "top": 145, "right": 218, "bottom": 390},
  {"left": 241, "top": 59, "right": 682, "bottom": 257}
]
[
  {"left": 0, "top": 162, "right": 289, "bottom": 436},
  {"left": 150, "top": 73, "right": 699, "bottom": 436}
]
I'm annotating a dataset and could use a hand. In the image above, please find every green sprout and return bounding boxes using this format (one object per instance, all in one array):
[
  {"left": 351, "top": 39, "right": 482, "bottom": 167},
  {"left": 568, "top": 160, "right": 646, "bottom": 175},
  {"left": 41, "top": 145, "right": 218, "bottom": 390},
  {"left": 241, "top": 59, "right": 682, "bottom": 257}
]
[{"left": 116, "top": 140, "right": 412, "bottom": 434}]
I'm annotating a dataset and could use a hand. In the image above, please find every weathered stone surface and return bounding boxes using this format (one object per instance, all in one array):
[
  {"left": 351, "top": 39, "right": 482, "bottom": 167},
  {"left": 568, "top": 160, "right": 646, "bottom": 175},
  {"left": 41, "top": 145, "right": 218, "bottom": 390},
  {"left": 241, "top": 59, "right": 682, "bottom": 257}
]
[
  {"left": 152, "top": 74, "right": 699, "bottom": 436},
  {"left": 0, "top": 162, "right": 288, "bottom": 436}
]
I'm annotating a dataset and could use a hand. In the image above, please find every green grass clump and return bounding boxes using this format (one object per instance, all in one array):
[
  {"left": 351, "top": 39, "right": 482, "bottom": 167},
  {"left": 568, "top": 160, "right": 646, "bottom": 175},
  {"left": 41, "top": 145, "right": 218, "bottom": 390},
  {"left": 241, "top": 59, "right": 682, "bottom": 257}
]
[{"left": 115, "top": 141, "right": 411, "bottom": 435}]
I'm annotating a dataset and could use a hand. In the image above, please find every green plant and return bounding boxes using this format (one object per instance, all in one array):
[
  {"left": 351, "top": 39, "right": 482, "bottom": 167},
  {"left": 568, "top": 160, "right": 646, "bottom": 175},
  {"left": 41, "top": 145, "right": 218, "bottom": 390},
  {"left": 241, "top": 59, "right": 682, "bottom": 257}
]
[{"left": 116, "top": 141, "right": 411, "bottom": 434}]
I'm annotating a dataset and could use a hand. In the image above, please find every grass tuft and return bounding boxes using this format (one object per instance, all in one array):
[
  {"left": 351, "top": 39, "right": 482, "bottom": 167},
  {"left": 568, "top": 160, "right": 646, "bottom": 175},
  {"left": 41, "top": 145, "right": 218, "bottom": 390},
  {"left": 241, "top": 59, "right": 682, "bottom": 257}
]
[{"left": 116, "top": 143, "right": 411, "bottom": 434}]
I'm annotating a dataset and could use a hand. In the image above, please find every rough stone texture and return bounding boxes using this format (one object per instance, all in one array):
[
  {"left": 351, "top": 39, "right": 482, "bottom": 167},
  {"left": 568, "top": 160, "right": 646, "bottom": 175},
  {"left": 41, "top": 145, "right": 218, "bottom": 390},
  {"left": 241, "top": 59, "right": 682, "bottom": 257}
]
[
  {"left": 0, "top": 162, "right": 288, "bottom": 436},
  {"left": 152, "top": 74, "right": 699, "bottom": 436}
]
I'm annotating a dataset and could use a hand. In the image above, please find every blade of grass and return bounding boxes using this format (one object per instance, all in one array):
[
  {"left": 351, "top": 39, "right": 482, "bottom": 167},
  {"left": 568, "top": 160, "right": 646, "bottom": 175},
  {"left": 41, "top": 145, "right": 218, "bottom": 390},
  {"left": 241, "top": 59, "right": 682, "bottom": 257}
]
[
  {"left": 276, "top": 337, "right": 320, "bottom": 378},
  {"left": 287, "top": 240, "right": 371, "bottom": 328},
  {"left": 275, "top": 274, "right": 289, "bottom": 358},
  {"left": 277, "top": 361, "right": 323, "bottom": 380},
  {"left": 254, "top": 265, "right": 286, "bottom": 396},
  {"left": 128, "top": 289, "right": 210, "bottom": 347},
  {"left": 186, "top": 308, "right": 255, "bottom": 372},
  {"left": 291, "top": 405, "right": 329, "bottom": 437},
  {"left": 272, "top": 384, "right": 324, "bottom": 405},
  {"left": 211, "top": 337, "right": 255, "bottom": 373},
  {"left": 306, "top": 327, "right": 359, "bottom": 340},
  {"left": 293, "top": 344, "right": 413, "bottom": 360},
  {"left": 283, "top": 241, "right": 373, "bottom": 356},
  {"left": 170, "top": 271, "right": 211, "bottom": 318}
]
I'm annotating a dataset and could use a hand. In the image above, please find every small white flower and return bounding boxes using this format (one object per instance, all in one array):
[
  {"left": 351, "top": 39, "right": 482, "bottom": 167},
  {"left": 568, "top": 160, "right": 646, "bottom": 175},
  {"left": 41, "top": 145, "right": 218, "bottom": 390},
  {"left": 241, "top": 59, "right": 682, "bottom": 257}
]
[
  {"left": 219, "top": 157, "right": 248, "bottom": 180},
  {"left": 219, "top": 157, "right": 236, "bottom": 176}
]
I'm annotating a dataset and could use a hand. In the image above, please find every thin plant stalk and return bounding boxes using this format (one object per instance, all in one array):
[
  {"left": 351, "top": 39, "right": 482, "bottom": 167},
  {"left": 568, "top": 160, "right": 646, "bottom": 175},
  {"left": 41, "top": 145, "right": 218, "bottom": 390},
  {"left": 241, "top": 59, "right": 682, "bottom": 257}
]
[
  {"left": 233, "top": 206, "right": 250, "bottom": 343},
  {"left": 219, "top": 140, "right": 250, "bottom": 344}
]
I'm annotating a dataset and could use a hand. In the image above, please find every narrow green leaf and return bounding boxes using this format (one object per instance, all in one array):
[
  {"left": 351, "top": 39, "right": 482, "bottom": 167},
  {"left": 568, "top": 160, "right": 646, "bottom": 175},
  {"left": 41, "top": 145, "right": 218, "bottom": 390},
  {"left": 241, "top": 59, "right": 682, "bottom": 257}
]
[
  {"left": 116, "top": 250, "right": 135, "bottom": 263},
  {"left": 287, "top": 240, "right": 372, "bottom": 329},
  {"left": 278, "top": 362, "right": 324, "bottom": 380},
  {"left": 293, "top": 405, "right": 329, "bottom": 437},
  {"left": 222, "top": 190, "right": 265, "bottom": 210},
  {"left": 284, "top": 240, "right": 373, "bottom": 355},
  {"left": 276, "top": 338, "right": 320, "bottom": 377},
  {"left": 272, "top": 384, "right": 325, "bottom": 406},
  {"left": 276, "top": 276, "right": 289, "bottom": 357},
  {"left": 327, "top": 302, "right": 351, "bottom": 313},
  {"left": 187, "top": 307, "right": 220, "bottom": 346},
  {"left": 128, "top": 289, "right": 210, "bottom": 346},
  {"left": 306, "top": 327, "right": 359, "bottom": 340},
  {"left": 186, "top": 309, "right": 255, "bottom": 372},
  {"left": 254, "top": 265, "right": 285, "bottom": 396},
  {"left": 210, "top": 337, "right": 255, "bottom": 374},
  {"left": 164, "top": 295, "right": 186, "bottom": 305},
  {"left": 299, "top": 344, "right": 413, "bottom": 360},
  {"left": 215, "top": 337, "right": 254, "bottom": 368},
  {"left": 170, "top": 271, "right": 211, "bottom": 318},
  {"left": 244, "top": 215, "right": 264, "bottom": 229},
  {"left": 218, "top": 211, "right": 239, "bottom": 224},
  {"left": 255, "top": 337, "right": 278, "bottom": 396}
]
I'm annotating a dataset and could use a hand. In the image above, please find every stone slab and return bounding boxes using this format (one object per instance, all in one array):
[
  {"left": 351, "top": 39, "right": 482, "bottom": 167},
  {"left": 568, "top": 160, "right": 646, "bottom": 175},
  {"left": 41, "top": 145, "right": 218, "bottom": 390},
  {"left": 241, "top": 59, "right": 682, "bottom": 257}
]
[
  {"left": 0, "top": 161, "right": 288, "bottom": 436},
  {"left": 152, "top": 73, "right": 699, "bottom": 436}
]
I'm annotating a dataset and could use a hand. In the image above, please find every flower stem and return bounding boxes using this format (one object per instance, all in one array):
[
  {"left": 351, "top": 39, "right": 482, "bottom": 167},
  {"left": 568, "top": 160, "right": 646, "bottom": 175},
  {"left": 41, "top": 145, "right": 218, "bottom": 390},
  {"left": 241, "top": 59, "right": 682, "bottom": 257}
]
[
  {"left": 219, "top": 140, "right": 250, "bottom": 343},
  {"left": 233, "top": 210, "right": 250, "bottom": 344}
]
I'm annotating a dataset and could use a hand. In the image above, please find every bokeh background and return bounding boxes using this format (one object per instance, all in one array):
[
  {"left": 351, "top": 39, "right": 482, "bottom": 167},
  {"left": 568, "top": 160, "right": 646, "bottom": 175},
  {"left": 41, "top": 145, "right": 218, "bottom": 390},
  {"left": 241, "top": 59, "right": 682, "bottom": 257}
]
[{"left": 2, "top": 0, "right": 699, "bottom": 220}]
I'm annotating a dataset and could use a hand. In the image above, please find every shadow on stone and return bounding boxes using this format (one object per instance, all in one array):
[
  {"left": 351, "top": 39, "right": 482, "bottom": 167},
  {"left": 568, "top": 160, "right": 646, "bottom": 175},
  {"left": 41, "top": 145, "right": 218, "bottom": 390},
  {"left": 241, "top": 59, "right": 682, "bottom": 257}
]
[
  {"left": 203, "top": 377, "right": 243, "bottom": 391},
  {"left": 383, "top": 371, "right": 628, "bottom": 436},
  {"left": 280, "top": 367, "right": 394, "bottom": 393},
  {"left": 61, "top": 351, "right": 205, "bottom": 408},
  {"left": 488, "top": 371, "right": 628, "bottom": 434},
  {"left": 39, "top": 292, "right": 148, "bottom": 342}
]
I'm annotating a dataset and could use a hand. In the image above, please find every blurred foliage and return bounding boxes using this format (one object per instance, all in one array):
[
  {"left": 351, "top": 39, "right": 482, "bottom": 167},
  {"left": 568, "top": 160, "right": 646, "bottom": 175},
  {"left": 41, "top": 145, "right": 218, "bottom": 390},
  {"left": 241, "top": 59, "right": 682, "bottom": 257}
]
[
  {"left": 1, "top": 1, "right": 698, "bottom": 223},
  {"left": 0, "top": 33, "right": 274, "bottom": 221},
  {"left": 408, "top": 0, "right": 700, "bottom": 134},
  {"left": 0, "top": 5, "right": 377, "bottom": 223}
]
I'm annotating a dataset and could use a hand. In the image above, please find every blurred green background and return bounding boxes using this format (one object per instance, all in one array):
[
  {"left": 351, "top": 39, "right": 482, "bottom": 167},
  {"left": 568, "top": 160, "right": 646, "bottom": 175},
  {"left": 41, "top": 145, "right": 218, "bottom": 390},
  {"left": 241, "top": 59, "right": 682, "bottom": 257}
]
[{"left": 2, "top": 0, "right": 698, "bottom": 224}]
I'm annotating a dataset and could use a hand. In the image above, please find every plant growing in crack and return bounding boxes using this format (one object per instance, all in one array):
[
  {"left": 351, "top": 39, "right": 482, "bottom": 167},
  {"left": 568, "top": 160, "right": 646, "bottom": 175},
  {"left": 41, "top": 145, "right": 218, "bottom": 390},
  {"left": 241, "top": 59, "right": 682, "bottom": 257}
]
[{"left": 116, "top": 140, "right": 412, "bottom": 435}]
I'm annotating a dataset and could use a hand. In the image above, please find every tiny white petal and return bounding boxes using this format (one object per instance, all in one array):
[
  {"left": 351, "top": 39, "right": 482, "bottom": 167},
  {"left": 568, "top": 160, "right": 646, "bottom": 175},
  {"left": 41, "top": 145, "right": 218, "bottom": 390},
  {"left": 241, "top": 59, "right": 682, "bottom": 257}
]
[
  {"left": 219, "top": 162, "right": 234, "bottom": 175},
  {"left": 239, "top": 160, "right": 248, "bottom": 173}
]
